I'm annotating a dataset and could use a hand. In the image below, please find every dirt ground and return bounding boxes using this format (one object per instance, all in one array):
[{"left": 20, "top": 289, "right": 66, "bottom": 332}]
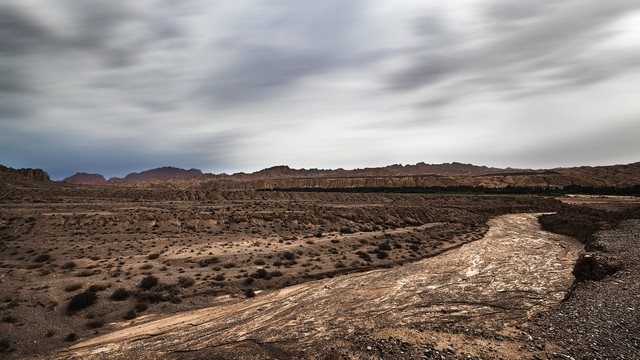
[
  {"left": 1, "top": 181, "right": 639, "bottom": 359},
  {"left": 0, "top": 181, "right": 556, "bottom": 358},
  {"left": 52, "top": 212, "right": 583, "bottom": 360}
]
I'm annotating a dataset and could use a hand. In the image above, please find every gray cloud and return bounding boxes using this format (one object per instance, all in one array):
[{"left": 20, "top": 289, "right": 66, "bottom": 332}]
[
  {"left": 388, "top": 0, "right": 640, "bottom": 95},
  {"left": 0, "top": 0, "right": 638, "bottom": 178}
]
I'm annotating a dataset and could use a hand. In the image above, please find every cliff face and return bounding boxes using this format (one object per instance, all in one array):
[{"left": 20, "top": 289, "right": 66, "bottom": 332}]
[
  {"left": 0, "top": 165, "right": 50, "bottom": 182},
  {"left": 49, "top": 161, "right": 640, "bottom": 189},
  {"left": 132, "top": 162, "right": 640, "bottom": 190}
]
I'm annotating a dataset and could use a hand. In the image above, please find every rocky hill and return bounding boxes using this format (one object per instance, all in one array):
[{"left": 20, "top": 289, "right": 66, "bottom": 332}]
[
  {"left": 122, "top": 166, "right": 202, "bottom": 181},
  {"left": 51, "top": 161, "right": 640, "bottom": 189},
  {"left": 62, "top": 172, "right": 108, "bottom": 185},
  {"left": 0, "top": 164, "right": 50, "bottom": 182},
  {"left": 62, "top": 167, "right": 202, "bottom": 185},
  {"left": 130, "top": 162, "right": 640, "bottom": 190}
]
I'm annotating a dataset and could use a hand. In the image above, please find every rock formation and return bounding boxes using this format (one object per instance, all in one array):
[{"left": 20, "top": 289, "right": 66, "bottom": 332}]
[{"left": 0, "top": 164, "right": 50, "bottom": 182}]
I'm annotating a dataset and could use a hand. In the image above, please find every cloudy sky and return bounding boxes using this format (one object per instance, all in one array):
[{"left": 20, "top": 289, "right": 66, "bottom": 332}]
[{"left": 1, "top": 0, "right": 639, "bottom": 179}]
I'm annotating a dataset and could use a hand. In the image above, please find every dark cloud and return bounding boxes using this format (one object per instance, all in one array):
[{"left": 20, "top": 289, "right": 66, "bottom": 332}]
[
  {"left": 198, "top": 0, "right": 365, "bottom": 105},
  {"left": 0, "top": 0, "right": 638, "bottom": 177},
  {"left": 0, "top": 4, "right": 52, "bottom": 53},
  {"left": 200, "top": 45, "right": 337, "bottom": 104},
  {"left": 388, "top": 0, "right": 640, "bottom": 95}
]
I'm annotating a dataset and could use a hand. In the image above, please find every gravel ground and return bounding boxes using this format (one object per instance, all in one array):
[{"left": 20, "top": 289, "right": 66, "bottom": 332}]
[{"left": 529, "top": 218, "right": 640, "bottom": 359}]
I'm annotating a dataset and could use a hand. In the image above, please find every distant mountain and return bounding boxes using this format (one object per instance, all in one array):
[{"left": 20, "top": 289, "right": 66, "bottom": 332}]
[
  {"left": 122, "top": 167, "right": 202, "bottom": 181},
  {"left": 130, "top": 162, "right": 640, "bottom": 190},
  {"left": 63, "top": 172, "right": 108, "bottom": 185},
  {"left": 62, "top": 167, "right": 203, "bottom": 185},
  {"left": 51, "top": 161, "right": 640, "bottom": 189},
  {"left": 0, "top": 164, "right": 50, "bottom": 182},
  {"left": 232, "top": 162, "right": 505, "bottom": 180}
]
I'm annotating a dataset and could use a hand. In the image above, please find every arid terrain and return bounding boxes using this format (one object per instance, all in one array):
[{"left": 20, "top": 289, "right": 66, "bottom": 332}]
[{"left": 1, "top": 164, "right": 639, "bottom": 359}]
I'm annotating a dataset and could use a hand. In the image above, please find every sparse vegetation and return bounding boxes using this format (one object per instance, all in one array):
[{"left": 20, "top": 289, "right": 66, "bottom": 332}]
[
  {"left": 61, "top": 261, "right": 77, "bottom": 269},
  {"left": 123, "top": 309, "right": 137, "bottom": 320},
  {"left": 2, "top": 315, "right": 18, "bottom": 324},
  {"left": 178, "top": 276, "right": 195, "bottom": 288},
  {"left": 110, "top": 288, "right": 130, "bottom": 301},
  {"left": 67, "top": 291, "right": 98, "bottom": 313},
  {"left": 140, "top": 276, "right": 158, "bottom": 290},
  {"left": 85, "top": 318, "right": 105, "bottom": 329},
  {"left": 0, "top": 338, "right": 10, "bottom": 353},
  {"left": 34, "top": 254, "right": 52, "bottom": 263},
  {"left": 64, "top": 283, "right": 83, "bottom": 292}
]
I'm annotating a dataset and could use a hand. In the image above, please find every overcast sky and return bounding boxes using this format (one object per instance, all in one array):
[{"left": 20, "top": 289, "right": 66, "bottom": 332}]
[{"left": 1, "top": 0, "right": 639, "bottom": 179}]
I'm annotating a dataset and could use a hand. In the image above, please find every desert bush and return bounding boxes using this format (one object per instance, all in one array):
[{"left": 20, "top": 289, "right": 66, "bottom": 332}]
[
  {"left": 109, "top": 288, "right": 130, "bottom": 301},
  {"left": 378, "top": 243, "right": 391, "bottom": 251},
  {"left": 140, "top": 264, "right": 153, "bottom": 270},
  {"left": 64, "top": 283, "right": 83, "bottom": 292},
  {"left": 339, "top": 227, "right": 354, "bottom": 234},
  {"left": 140, "top": 276, "right": 158, "bottom": 290},
  {"left": 76, "top": 270, "right": 95, "bottom": 277},
  {"left": 88, "top": 284, "right": 107, "bottom": 292},
  {"left": 2, "top": 315, "right": 17, "bottom": 324},
  {"left": 214, "top": 274, "right": 226, "bottom": 281},
  {"left": 283, "top": 251, "right": 296, "bottom": 260},
  {"left": 85, "top": 318, "right": 105, "bottom": 329},
  {"left": 147, "top": 253, "right": 160, "bottom": 260},
  {"left": 198, "top": 257, "right": 219, "bottom": 267},
  {"left": 177, "top": 276, "right": 195, "bottom": 288},
  {"left": 222, "top": 263, "right": 236, "bottom": 269},
  {"left": 64, "top": 333, "right": 78, "bottom": 342},
  {"left": 243, "top": 277, "right": 255, "bottom": 284},
  {"left": 376, "top": 250, "right": 389, "bottom": 259},
  {"left": 135, "top": 303, "right": 148, "bottom": 312},
  {"left": 0, "top": 338, "right": 9, "bottom": 353},
  {"left": 244, "top": 289, "right": 256, "bottom": 298},
  {"left": 123, "top": 309, "right": 137, "bottom": 320},
  {"left": 67, "top": 291, "right": 97, "bottom": 313},
  {"left": 270, "top": 270, "right": 283, "bottom": 277},
  {"left": 45, "top": 330, "right": 55, "bottom": 338},
  {"left": 34, "top": 254, "right": 51, "bottom": 263},
  {"left": 253, "top": 259, "right": 266, "bottom": 265},
  {"left": 251, "top": 268, "right": 270, "bottom": 279},
  {"left": 356, "top": 251, "right": 372, "bottom": 262}
]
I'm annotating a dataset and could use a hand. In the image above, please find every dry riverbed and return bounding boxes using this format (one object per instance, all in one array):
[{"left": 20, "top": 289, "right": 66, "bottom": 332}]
[{"left": 53, "top": 213, "right": 582, "bottom": 359}]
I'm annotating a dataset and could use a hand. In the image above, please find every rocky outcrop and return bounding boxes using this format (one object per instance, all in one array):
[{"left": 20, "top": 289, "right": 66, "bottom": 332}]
[
  {"left": 53, "top": 161, "right": 640, "bottom": 189},
  {"left": 122, "top": 166, "right": 202, "bottom": 181},
  {"left": 61, "top": 167, "right": 203, "bottom": 185},
  {"left": 0, "top": 164, "right": 50, "bottom": 182},
  {"left": 63, "top": 172, "right": 108, "bottom": 185}
]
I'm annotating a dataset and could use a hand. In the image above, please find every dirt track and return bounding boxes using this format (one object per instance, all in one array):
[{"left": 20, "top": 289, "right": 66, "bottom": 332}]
[{"left": 51, "top": 213, "right": 581, "bottom": 359}]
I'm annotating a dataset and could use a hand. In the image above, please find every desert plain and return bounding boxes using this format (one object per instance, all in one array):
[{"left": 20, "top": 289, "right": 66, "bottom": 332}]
[{"left": 1, "top": 164, "right": 639, "bottom": 359}]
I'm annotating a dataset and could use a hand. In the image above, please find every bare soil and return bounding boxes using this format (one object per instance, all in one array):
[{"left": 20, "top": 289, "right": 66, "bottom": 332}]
[
  {"left": 0, "top": 181, "right": 557, "bottom": 358},
  {"left": 2, "top": 181, "right": 639, "bottom": 359},
  {"left": 52, "top": 213, "right": 582, "bottom": 360}
]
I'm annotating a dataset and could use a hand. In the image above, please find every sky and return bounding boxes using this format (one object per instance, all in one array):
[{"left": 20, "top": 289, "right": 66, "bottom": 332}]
[{"left": 1, "top": 0, "right": 639, "bottom": 180}]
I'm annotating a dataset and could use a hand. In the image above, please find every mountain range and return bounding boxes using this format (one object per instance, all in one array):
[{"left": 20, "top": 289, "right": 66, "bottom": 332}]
[
  {"left": 62, "top": 167, "right": 202, "bottom": 184},
  {"left": 2, "top": 162, "right": 639, "bottom": 190}
]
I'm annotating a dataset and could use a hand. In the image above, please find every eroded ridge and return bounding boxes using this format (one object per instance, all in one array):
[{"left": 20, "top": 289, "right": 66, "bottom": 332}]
[{"left": 55, "top": 213, "right": 582, "bottom": 359}]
